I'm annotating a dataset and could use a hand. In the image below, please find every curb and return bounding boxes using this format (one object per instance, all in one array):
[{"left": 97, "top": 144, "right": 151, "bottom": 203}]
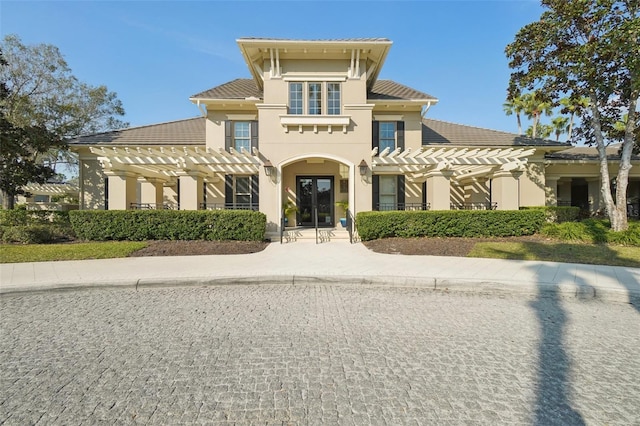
[{"left": 1, "top": 274, "right": 637, "bottom": 305}]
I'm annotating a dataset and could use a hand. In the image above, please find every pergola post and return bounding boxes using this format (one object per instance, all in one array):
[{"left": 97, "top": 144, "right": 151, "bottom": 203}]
[
  {"left": 178, "top": 171, "right": 205, "bottom": 210},
  {"left": 425, "top": 170, "right": 453, "bottom": 210},
  {"left": 105, "top": 171, "right": 137, "bottom": 210},
  {"left": 140, "top": 178, "right": 164, "bottom": 207},
  {"left": 492, "top": 170, "right": 522, "bottom": 210}
]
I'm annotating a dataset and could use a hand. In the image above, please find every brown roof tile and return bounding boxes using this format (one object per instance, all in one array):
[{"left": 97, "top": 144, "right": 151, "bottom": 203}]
[
  {"left": 191, "top": 79, "right": 263, "bottom": 100},
  {"left": 69, "top": 117, "right": 205, "bottom": 145},
  {"left": 422, "top": 118, "right": 568, "bottom": 147},
  {"left": 368, "top": 80, "right": 437, "bottom": 101}
]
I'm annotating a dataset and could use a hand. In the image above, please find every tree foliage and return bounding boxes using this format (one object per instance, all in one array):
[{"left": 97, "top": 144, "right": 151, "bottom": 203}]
[
  {"left": 0, "top": 35, "right": 128, "bottom": 208},
  {"left": 506, "top": 0, "right": 639, "bottom": 231}
]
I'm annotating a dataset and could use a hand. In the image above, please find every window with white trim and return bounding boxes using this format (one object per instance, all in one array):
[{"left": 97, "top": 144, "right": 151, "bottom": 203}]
[
  {"left": 379, "top": 176, "right": 397, "bottom": 210},
  {"left": 379, "top": 122, "right": 396, "bottom": 152},
  {"left": 327, "top": 83, "right": 341, "bottom": 115},
  {"left": 233, "top": 122, "right": 250, "bottom": 152},
  {"left": 287, "top": 81, "right": 341, "bottom": 115},
  {"left": 289, "top": 83, "right": 303, "bottom": 115}
]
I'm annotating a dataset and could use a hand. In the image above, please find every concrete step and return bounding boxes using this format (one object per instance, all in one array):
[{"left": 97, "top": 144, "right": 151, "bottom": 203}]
[{"left": 280, "top": 227, "right": 351, "bottom": 243}]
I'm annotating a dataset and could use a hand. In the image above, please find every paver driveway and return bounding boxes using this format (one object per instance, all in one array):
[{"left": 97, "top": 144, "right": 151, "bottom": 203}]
[{"left": 1, "top": 284, "right": 639, "bottom": 425}]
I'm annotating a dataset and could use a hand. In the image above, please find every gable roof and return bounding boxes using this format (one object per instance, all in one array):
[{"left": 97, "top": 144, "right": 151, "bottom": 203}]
[
  {"left": 545, "top": 143, "right": 639, "bottom": 161},
  {"left": 422, "top": 118, "right": 569, "bottom": 147},
  {"left": 191, "top": 78, "right": 435, "bottom": 102},
  {"left": 68, "top": 117, "right": 205, "bottom": 145}
]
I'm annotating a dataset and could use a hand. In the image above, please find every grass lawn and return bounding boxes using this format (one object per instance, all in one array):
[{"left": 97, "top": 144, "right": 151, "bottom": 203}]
[
  {"left": 0, "top": 241, "right": 148, "bottom": 263},
  {"left": 469, "top": 241, "right": 640, "bottom": 268}
]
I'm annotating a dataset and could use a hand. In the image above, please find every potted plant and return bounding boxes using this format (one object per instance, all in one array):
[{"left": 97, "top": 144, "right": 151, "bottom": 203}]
[
  {"left": 282, "top": 200, "right": 298, "bottom": 227},
  {"left": 335, "top": 199, "right": 349, "bottom": 228}
]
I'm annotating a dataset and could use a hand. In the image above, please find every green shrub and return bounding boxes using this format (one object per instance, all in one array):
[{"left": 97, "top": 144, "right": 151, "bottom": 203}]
[
  {"left": 69, "top": 210, "right": 266, "bottom": 241},
  {"left": 356, "top": 210, "right": 546, "bottom": 241},
  {"left": 2, "top": 225, "right": 55, "bottom": 244},
  {"left": 540, "top": 219, "right": 640, "bottom": 246},
  {"left": 520, "top": 206, "right": 580, "bottom": 223}
]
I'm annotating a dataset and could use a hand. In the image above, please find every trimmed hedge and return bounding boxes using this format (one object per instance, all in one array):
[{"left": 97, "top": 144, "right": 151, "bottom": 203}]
[
  {"left": 1, "top": 225, "right": 55, "bottom": 244},
  {"left": 356, "top": 210, "right": 546, "bottom": 241},
  {"left": 69, "top": 210, "right": 266, "bottom": 241},
  {"left": 520, "top": 206, "right": 580, "bottom": 223},
  {"left": 0, "top": 207, "right": 71, "bottom": 226}
]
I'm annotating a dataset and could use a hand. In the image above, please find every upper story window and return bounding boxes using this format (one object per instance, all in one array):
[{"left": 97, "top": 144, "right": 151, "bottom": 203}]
[
  {"left": 308, "top": 83, "right": 322, "bottom": 115},
  {"left": 234, "top": 122, "right": 251, "bottom": 152},
  {"left": 288, "top": 82, "right": 341, "bottom": 115},
  {"left": 379, "top": 122, "right": 396, "bottom": 152},
  {"left": 289, "top": 83, "right": 303, "bottom": 115},
  {"left": 327, "top": 83, "right": 341, "bottom": 115}
]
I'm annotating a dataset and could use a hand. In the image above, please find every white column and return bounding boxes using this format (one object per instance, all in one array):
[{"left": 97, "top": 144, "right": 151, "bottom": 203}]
[
  {"left": 178, "top": 172, "right": 204, "bottom": 210},
  {"left": 491, "top": 170, "right": 522, "bottom": 210},
  {"left": 140, "top": 178, "right": 164, "bottom": 207},
  {"left": 587, "top": 177, "right": 601, "bottom": 214},
  {"left": 426, "top": 170, "right": 453, "bottom": 210},
  {"left": 106, "top": 171, "right": 137, "bottom": 210}
]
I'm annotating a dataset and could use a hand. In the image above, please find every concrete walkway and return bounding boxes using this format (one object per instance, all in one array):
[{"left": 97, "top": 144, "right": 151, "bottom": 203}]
[{"left": 1, "top": 241, "right": 639, "bottom": 304}]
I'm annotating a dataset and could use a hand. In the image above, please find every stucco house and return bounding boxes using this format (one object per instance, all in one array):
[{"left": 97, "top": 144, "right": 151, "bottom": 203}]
[{"left": 70, "top": 37, "right": 640, "bottom": 237}]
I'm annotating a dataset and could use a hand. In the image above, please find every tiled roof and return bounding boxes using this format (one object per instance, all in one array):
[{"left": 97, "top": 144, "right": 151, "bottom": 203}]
[
  {"left": 368, "top": 80, "right": 437, "bottom": 101},
  {"left": 68, "top": 117, "right": 205, "bottom": 145},
  {"left": 545, "top": 143, "right": 638, "bottom": 161},
  {"left": 422, "top": 118, "right": 569, "bottom": 147},
  {"left": 192, "top": 78, "right": 436, "bottom": 102},
  {"left": 191, "top": 79, "right": 263, "bottom": 100}
]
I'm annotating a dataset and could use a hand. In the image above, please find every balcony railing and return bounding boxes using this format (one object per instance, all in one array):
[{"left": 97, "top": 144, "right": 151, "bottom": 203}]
[
  {"left": 200, "top": 203, "right": 259, "bottom": 211},
  {"left": 450, "top": 202, "right": 497, "bottom": 210},
  {"left": 375, "top": 203, "right": 430, "bottom": 211},
  {"left": 130, "top": 203, "right": 178, "bottom": 210}
]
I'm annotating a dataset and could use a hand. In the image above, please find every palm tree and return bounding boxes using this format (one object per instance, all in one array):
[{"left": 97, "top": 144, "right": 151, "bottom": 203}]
[
  {"left": 522, "top": 91, "right": 553, "bottom": 138},
  {"left": 551, "top": 116, "right": 570, "bottom": 141},
  {"left": 503, "top": 95, "right": 524, "bottom": 135},
  {"left": 559, "top": 97, "right": 589, "bottom": 141}
]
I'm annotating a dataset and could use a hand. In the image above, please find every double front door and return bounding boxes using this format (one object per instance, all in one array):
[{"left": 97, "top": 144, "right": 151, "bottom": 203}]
[{"left": 297, "top": 176, "right": 334, "bottom": 227}]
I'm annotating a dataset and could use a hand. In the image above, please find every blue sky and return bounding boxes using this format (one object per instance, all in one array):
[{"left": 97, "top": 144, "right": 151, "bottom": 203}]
[{"left": 2, "top": 1, "right": 544, "bottom": 133}]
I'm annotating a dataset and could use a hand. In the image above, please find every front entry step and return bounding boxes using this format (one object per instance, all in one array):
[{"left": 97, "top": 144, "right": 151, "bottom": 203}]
[{"left": 281, "top": 227, "right": 350, "bottom": 243}]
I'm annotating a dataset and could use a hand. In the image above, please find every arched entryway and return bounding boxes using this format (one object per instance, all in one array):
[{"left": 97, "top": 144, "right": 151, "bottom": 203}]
[{"left": 279, "top": 155, "right": 354, "bottom": 228}]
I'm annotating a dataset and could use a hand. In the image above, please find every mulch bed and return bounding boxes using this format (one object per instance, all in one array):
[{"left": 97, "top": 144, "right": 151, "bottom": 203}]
[{"left": 126, "top": 235, "right": 549, "bottom": 257}]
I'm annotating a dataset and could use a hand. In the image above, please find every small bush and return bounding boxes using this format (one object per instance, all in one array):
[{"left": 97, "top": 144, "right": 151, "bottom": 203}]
[
  {"left": 2, "top": 225, "right": 55, "bottom": 244},
  {"left": 69, "top": 210, "right": 266, "bottom": 241},
  {"left": 356, "top": 210, "right": 546, "bottom": 241}
]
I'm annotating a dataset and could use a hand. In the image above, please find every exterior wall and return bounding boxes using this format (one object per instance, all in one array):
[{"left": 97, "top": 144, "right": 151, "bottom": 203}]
[{"left": 520, "top": 160, "right": 546, "bottom": 207}]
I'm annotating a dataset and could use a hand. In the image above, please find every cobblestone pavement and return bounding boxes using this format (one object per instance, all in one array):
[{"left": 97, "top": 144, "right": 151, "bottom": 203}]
[{"left": 1, "top": 284, "right": 639, "bottom": 425}]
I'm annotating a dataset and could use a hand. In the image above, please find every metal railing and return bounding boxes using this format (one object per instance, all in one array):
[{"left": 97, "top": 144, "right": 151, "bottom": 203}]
[
  {"left": 130, "top": 203, "right": 178, "bottom": 210},
  {"left": 450, "top": 202, "right": 498, "bottom": 210},
  {"left": 374, "top": 203, "right": 430, "bottom": 211},
  {"left": 200, "top": 203, "right": 259, "bottom": 211}
]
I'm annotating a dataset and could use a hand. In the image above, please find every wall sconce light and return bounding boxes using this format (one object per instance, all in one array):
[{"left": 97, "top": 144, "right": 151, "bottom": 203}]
[
  {"left": 263, "top": 160, "right": 275, "bottom": 176},
  {"left": 358, "top": 159, "right": 368, "bottom": 176}
]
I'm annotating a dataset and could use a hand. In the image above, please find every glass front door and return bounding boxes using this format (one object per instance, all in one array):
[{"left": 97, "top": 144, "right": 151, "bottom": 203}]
[{"left": 297, "top": 176, "right": 334, "bottom": 227}]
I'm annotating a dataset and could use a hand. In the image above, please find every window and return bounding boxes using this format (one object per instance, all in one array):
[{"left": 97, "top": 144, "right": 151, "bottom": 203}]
[
  {"left": 34, "top": 194, "right": 50, "bottom": 203},
  {"left": 235, "top": 176, "right": 251, "bottom": 206},
  {"left": 327, "top": 83, "right": 341, "bottom": 115},
  {"left": 287, "top": 81, "right": 342, "bottom": 116},
  {"left": 233, "top": 122, "right": 250, "bottom": 152},
  {"left": 225, "top": 175, "right": 259, "bottom": 210},
  {"left": 379, "top": 176, "right": 397, "bottom": 210},
  {"left": 379, "top": 122, "right": 396, "bottom": 152},
  {"left": 289, "top": 83, "right": 303, "bottom": 115},
  {"left": 308, "top": 83, "right": 322, "bottom": 115}
]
